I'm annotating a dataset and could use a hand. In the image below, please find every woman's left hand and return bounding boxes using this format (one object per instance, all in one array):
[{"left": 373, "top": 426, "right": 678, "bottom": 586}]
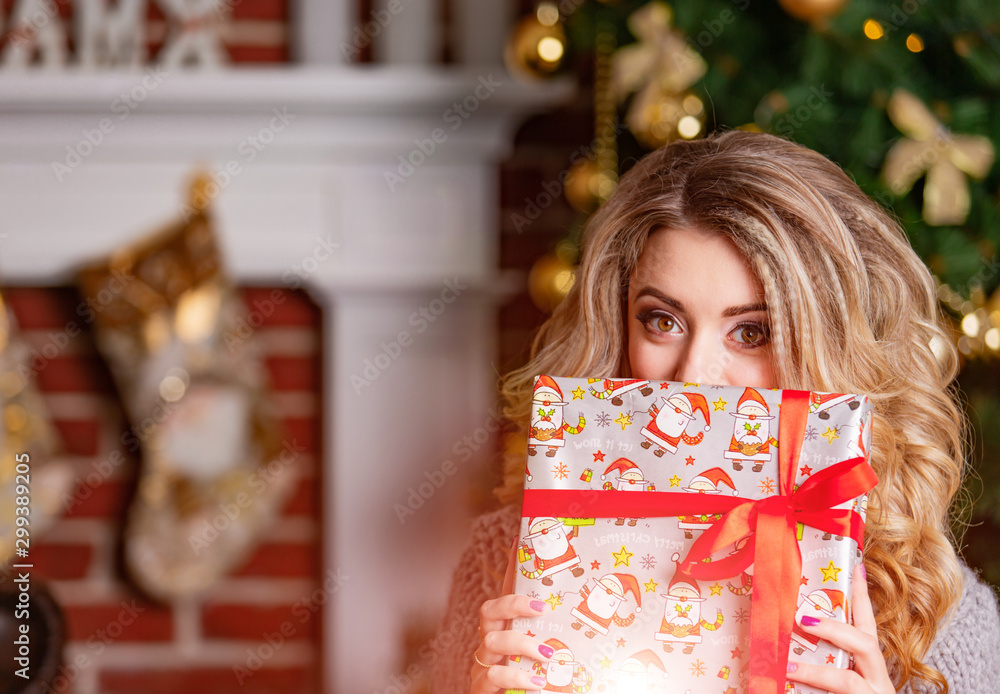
[{"left": 785, "top": 564, "right": 894, "bottom": 694}]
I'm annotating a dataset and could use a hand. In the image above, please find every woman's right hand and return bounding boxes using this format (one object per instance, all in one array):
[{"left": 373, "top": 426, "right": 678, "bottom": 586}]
[{"left": 471, "top": 544, "right": 554, "bottom": 693}]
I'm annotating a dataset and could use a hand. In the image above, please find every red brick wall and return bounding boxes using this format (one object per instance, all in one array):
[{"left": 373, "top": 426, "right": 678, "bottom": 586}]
[{"left": 4, "top": 286, "right": 322, "bottom": 694}]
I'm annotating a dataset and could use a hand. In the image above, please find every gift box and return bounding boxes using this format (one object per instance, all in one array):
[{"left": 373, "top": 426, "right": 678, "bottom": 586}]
[{"left": 507, "top": 376, "right": 877, "bottom": 694}]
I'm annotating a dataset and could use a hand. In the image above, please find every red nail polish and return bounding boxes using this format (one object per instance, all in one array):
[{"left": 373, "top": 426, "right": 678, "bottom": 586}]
[
  {"left": 860, "top": 563, "right": 867, "bottom": 580},
  {"left": 539, "top": 644, "right": 554, "bottom": 658},
  {"left": 531, "top": 676, "right": 547, "bottom": 687},
  {"left": 787, "top": 661, "right": 798, "bottom": 673},
  {"left": 801, "top": 615, "right": 820, "bottom": 627},
  {"left": 530, "top": 599, "right": 545, "bottom": 612}
]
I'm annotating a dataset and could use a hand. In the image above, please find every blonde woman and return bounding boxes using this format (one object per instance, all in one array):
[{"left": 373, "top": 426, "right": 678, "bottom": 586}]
[{"left": 432, "top": 131, "right": 1000, "bottom": 694}]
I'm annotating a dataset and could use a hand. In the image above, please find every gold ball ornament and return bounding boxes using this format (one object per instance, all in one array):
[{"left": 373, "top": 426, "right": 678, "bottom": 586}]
[
  {"left": 528, "top": 254, "right": 576, "bottom": 313},
  {"left": 777, "top": 0, "right": 850, "bottom": 22},
  {"left": 565, "top": 159, "right": 617, "bottom": 214},
  {"left": 629, "top": 90, "right": 705, "bottom": 150},
  {"left": 504, "top": 11, "right": 566, "bottom": 81}
]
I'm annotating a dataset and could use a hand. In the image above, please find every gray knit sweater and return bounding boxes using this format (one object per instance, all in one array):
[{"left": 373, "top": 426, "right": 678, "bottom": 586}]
[{"left": 432, "top": 505, "right": 1000, "bottom": 694}]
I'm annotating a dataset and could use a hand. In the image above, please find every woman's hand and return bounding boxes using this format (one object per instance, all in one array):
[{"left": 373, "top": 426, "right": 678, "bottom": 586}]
[
  {"left": 471, "top": 542, "right": 553, "bottom": 693},
  {"left": 785, "top": 564, "right": 894, "bottom": 694}
]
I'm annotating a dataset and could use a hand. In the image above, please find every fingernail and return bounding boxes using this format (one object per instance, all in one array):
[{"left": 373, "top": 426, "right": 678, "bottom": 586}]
[
  {"left": 787, "top": 661, "right": 798, "bottom": 673},
  {"left": 538, "top": 644, "right": 554, "bottom": 658},
  {"left": 530, "top": 599, "right": 545, "bottom": 612},
  {"left": 800, "top": 615, "right": 820, "bottom": 627},
  {"left": 859, "top": 563, "right": 867, "bottom": 580},
  {"left": 531, "top": 676, "right": 547, "bottom": 687}
]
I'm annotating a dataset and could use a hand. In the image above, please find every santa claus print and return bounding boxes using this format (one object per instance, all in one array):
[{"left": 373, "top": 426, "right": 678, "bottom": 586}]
[
  {"left": 654, "top": 554, "right": 724, "bottom": 654},
  {"left": 519, "top": 517, "right": 587, "bottom": 586},
  {"left": 570, "top": 572, "right": 642, "bottom": 638},
  {"left": 602, "top": 649, "right": 668, "bottom": 693},
  {"left": 530, "top": 375, "right": 587, "bottom": 458},
  {"left": 602, "top": 458, "right": 655, "bottom": 526},
  {"left": 538, "top": 639, "right": 593, "bottom": 693},
  {"left": 723, "top": 387, "right": 778, "bottom": 472},
  {"left": 808, "top": 391, "right": 860, "bottom": 420},
  {"left": 587, "top": 377, "right": 653, "bottom": 405},
  {"left": 790, "top": 588, "right": 844, "bottom": 655},
  {"left": 677, "top": 467, "right": 738, "bottom": 539},
  {"left": 639, "top": 391, "right": 711, "bottom": 457}
]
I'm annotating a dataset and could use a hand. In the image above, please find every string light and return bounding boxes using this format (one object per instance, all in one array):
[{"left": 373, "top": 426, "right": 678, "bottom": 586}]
[
  {"left": 906, "top": 33, "right": 924, "bottom": 52},
  {"left": 863, "top": 19, "right": 884, "bottom": 40}
]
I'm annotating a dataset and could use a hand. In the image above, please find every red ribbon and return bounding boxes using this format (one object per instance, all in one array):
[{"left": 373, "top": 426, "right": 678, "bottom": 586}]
[{"left": 520, "top": 390, "right": 878, "bottom": 694}]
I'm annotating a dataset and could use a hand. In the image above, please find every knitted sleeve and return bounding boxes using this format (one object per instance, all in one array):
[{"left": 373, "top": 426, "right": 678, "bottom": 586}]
[
  {"left": 900, "top": 564, "right": 1000, "bottom": 693},
  {"left": 430, "top": 504, "right": 522, "bottom": 694}
]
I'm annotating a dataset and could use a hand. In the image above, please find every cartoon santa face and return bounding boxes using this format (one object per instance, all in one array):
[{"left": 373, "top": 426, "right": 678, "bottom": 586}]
[
  {"left": 533, "top": 387, "right": 565, "bottom": 434},
  {"left": 545, "top": 655, "right": 581, "bottom": 688},
  {"left": 686, "top": 478, "right": 720, "bottom": 493},
  {"left": 617, "top": 471, "right": 648, "bottom": 490},
  {"left": 527, "top": 520, "right": 570, "bottom": 560},
  {"left": 588, "top": 578, "right": 625, "bottom": 618},
  {"left": 654, "top": 399, "right": 694, "bottom": 439},
  {"left": 664, "top": 584, "right": 704, "bottom": 625}
]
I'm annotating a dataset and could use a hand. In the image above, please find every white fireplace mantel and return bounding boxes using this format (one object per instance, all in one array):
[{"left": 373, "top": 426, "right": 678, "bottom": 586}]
[{"left": 0, "top": 66, "right": 571, "bottom": 693}]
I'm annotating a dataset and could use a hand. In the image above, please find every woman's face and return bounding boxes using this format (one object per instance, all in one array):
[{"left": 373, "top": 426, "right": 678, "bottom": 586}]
[{"left": 626, "top": 226, "right": 776, "bottom": 388}]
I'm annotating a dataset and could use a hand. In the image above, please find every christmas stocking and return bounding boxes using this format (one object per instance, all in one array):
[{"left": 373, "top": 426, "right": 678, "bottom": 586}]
[
  {"left": 0, "top": 295, "right": 72, "bottom": 568},
  {"left": 76, "top": 204, "right": 293, "bottom": 600}
]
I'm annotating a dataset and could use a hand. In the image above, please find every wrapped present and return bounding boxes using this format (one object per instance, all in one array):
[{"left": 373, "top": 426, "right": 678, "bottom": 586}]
[{"left": 507, "top": 376, "right": 877, "bottom": 694}]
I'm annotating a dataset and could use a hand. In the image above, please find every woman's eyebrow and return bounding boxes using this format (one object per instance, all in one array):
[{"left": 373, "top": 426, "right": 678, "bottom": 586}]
[
  {"left": 634, "top": 286, "right": 685, "bottom": 312},
  {"left": 722, "top": 302, "right": 768, "bottom": 317}
]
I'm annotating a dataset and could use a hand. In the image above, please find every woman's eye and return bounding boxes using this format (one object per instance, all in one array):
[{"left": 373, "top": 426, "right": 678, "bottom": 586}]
[
  {"left": 731, "top": 323, "right": 769, "bottom": 346},
  {"left": 637, "top": 310, "right": 680, "bottom": 335}
]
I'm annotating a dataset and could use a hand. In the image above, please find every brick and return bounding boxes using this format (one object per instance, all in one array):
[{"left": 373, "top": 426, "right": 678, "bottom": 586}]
[
  {"left": 4, "top": 286, "right": 82, "bottom": 331},
  {"left": 227, "top": 45, "right": 289, "bottom": 63},
  {"left": 33, "top": 356, "right": 115, "bottom": 394},
  {"left": 230, "top": 0, "right": 288, "bottom": 21},
  {"left": 281, "top": 418, "right": 319, "bottom": 455},
  {"left": 265, "top": 356, "right": 320, "bottom": 392},
  {"left": 51, "top": 418, "right": 100, "bottom": 457},
  {"left": 282, "top": 478, "right": 318, "bottom": 517},
  {"left": 101, "top": 667, "right": 315, "bottom": 694},
  {"left": 32, "top": 543, "right": 93, "bottom": 580},
  {"left": 239, "top": 288, "right": 320, "bottom": 327},
  {"left": 202, "top": 603, "right": 319, "bottom": 641},
  {"left": 63, "top": 480, "right": 130, "bottom": 519},
  {"left": 234, "top": 542, "right": 317, "bottom": 578},
  {"left": 63, "top": 600, "right": 173, "bottom": 643}
]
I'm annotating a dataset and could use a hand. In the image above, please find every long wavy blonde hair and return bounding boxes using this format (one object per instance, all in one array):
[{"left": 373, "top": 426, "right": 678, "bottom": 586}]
[{"left": 497, "top": 130, "right": 966, "bottom": 692}]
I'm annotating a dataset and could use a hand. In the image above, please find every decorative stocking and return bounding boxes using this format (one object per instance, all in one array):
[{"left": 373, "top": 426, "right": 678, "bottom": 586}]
[{"left": 76, "top": 204, "right": 292, "bottom": 600}]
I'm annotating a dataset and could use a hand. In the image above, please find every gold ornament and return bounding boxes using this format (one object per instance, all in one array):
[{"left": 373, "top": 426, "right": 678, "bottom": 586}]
[
  {"left": 529, "top": 254, "right": 576, "bottom": 313},
  {"left": 882, "top": 89, "right": 995, "bottom": 226},
  {"left": 565, "top": 159, "right": 613, "bottom": 214},
  {"left": 611, "top": 2, "right": 707, "bottom": 149},
  {"left": 504, "top": 6, "right": 566, "bottom": 81},
  {"left": 777, "top": 0, "right": 850, "bottom": 23}
]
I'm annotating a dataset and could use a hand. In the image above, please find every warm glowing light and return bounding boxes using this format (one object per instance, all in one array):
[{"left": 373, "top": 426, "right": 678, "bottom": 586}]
[
  {"left": 159, "top": 367, "right": 191, "bottom": 403},
  {"left": 682, "top": 94, "right": 704, "bottom": 115},
  {"left": 4, "top": 404, "right": 27, "bottom": 432},
  {"left": 553, "top": 269, "right": 575, "bottom": 298},
  {"left": 985, "top": 327, "right": 1000, "bottom": 351},
  {"left": 906, "top": 33, "right": 924, "bottom": 52},
  {"left": 863, "top": 19, "right": 884, "bottom": 40},
  {"left": 536, "top": 2, "right": 560, "bottom": 27},
  {"left": 176, "top": 285, "right": 221, "bottom": 344},
  {"left": 928, "top": 335, "right": 950, "bottom": 363},
  {"left": 961, "top": 312, "right": 981, "bottom": 337},
  {"left": 677, "top": 115, "right": 702, "bottom": 139},
  {"left": 537, "top": 36, "right": 564, "bottom": 63}
]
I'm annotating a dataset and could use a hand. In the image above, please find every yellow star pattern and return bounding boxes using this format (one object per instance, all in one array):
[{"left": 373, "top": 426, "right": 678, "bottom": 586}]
[
  {"left": 713, "top": 397, "right": 728, "bottom": 411},
  {"left": 709, "top": 581, "right": 723, "bottom": 596},
  {"left": 821, "top": 426, "right": 840, "bottom": 444},
  {"left": 683, "top": 382, "right": 699, "bottom": 387},
  {"left": 669, "top": 474, "right": 681, "bottom": 487},
  {"left": 644, "top": 578, "right": 659, "bottom": 593},
  {"left": 820, "top": 560, "right": 842, "bottom": 583},
  {"left": 612, "top": 545, "right": 633, "bottom": 567},
  {"left": 614, "top": 412, "right": 633, "bottom": 430},
  {"left": 600, "top": 656, "right": 612, "bottom": 669},
  {"left": 544, "top": 592, "right": 563, "bottom": 610},
  {"left": 571, "top": 386, "right": 585, "bottom": 400}
]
